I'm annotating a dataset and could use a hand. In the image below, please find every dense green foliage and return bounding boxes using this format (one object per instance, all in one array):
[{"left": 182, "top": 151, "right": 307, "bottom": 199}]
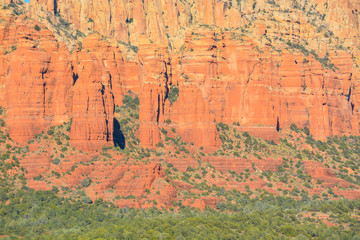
[
  {"left": 122, "top": 94, "right": 140, "bottom": 110},
  {"left": 34, "top": 24, "right": 41, "bottom": 31},
  {"left": 168, "top": 86, "right": 179, "bottom": 105},
  {"left": 0, "top": 185, "right": 359, "bottom": 239}
]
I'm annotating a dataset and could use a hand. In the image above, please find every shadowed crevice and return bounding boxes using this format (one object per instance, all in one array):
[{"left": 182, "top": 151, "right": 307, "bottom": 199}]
[
  {"left": 53, "top": 0, "right": 58, "bottom": 15},
  {"left": 113, "top": 118, "right": 125, "bottom": 149}
]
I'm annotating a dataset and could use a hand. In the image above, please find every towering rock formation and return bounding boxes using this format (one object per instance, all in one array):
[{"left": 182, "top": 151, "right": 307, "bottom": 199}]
[
  {"left": 137, "top": 38, "right": 169, "bottom": 147},
  {"left": 0, "top": 7, "right": 117, "bottom": 150},
  {"left": 0, "top": 12, "right": 73, "bottom": 143},
  {"left": 70, "top": 34, "right": 116, "bottom": 151},
  {"left": 1, "top": 0, "right": 360, "bottom": 150}
]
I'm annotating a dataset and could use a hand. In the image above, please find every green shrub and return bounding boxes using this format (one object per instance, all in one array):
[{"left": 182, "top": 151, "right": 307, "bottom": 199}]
[
  {"left": 186, "top": 166, "right": 194, "bottom": 172},
  {"left": 123, "top": 95, "right": 140, "bottom": 109},
  {"left": 242, "top": 132, "right": 250, "bottom": 138},
  {"left": 290, "top": 123, "right": 298, "bottom": 132},
  {"left": 52, "top": 157, "right": 60, "bottom": 165},
  {"left": 156, "top": 142, "right": 164, "bottom": 147},
  {"left": 302, "top": 127, "right": 310, "bottom": 135},
  {"left": 47, "top": 129, "right": 54, "bottom": 135},
  {"left": 34, "top": 24, "right": 41, "bottom": 31},
  {"left": 81, "top": 177, "right": 92, "bottom": 187},
  {"left": 81, "top": 196, "right": 92, "bottom": 204},
  {"left": 33, "top": 174, "right": 43, "bottom": 181},
  {"left": 168, "top": 86, "right": 179, "bottom": 104},
  {"left": 217, "top": 122, "right": 229, "bottom": 131}
]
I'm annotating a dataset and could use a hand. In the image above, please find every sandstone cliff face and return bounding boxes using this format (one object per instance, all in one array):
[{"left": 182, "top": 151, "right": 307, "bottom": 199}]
[
  {"left": 2, "top": 0, "right": 360, "bottom": 150},
  {"left": 163, "top": 30, "right": 358, "bottom": 145},
  {"left": 136, "top": 40, "right": 169, "bottom": 147},
  {"left": 70, "top": 34, "right": 116, "bottom": 151},
  {"left": 29, "top": 0, "right": 360, "bottom": 47},
  {"left": 2, "top": 0, "right": 360, "bottom": 208},
  {"left": 0, "top": 12, "right": 73, "bottom": 143},
  {"left": 0, "top": 8, "right": 117, "bottom": 150}
]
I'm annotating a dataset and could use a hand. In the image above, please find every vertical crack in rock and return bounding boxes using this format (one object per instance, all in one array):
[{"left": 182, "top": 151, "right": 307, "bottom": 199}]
[
  {"left": 41, "top": 68, "right": 48, "bottom": 116},
  {"left": 156, "top": 94, "right": 160, "bottom": 124},
  {"left": 347, "top": 87, "right": 352, "bottom": 102},
  {"left": 72, "top": 72, "right": 79, "bottom": 85},
  {"left": 108, "top": 0, "right": 112, "bottom": 24},
  {"left": 53, "top": 0, "right": 57, "bottom": 15}
]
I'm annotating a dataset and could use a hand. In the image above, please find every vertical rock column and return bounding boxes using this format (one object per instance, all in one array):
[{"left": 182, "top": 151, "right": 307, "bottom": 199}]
[
  {"left": 137, "top": 38, "right": 170, "bottom": 147},
  {"left": 1, "top": 17, "right": 73, "bottom": 143},
  {"left": 70, "top": 34, "right": 115, "bottom": 151}
]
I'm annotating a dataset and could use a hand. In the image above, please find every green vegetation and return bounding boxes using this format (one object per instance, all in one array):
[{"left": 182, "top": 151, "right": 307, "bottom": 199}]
[
  {"left": 0, "top": 95, "right": 359, "bottom": 238},
  {"left": 45, "top": 12, "right": 85, "bottom": 44},
  {"left": 126, "top": 17, "right": 133, "bottom": 23},
  {"left": 1, "top": 1, "right": 360, "bottom": 238},
  {"left": 122, "top": 94, "right": 140, "bottom": 110},
  {"left": 3, "top": 2, "right": 24, "bottom": 15},
  {"left": 51, "top": 157, "right": 60, "bottom": 165},
  {"left": 117, "top": 40, "right": 139, "bottom": 53},
  {"left": 286, "top": 41, "right": 337, "bottom": 70},
  {"left": 81, "top": 177, "right": 92, "bottom": 187},
  {"left": 112, "top": 92, "right": 157, "bottom": 161},
  {"left": 168, "top": 85, "right": 179, "bottom": 105},
  {"left": 34, "top": 24, "right": 41, "bottom": 31},
  {"left": 4, "top": 45, "right": 17, "bottom": 55},
  {"left": 0, "top": 184, "right": 359, "bottom": 239}
]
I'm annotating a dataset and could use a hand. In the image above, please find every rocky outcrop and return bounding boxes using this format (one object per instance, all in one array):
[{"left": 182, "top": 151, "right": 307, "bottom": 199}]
[
  {"left": 2, "top": 0, "right": 360, "bottom": 150},
  {"left": 2, "top": 0, "right": 360, "bottom": 210},
  {"left": 137, "top": 39, "right": 169, "bottom": 147},
  {"left": 0, "top": 12, "right": 73, "bottom": 143},
  {"left": 0, "top": 9, "right": 117, "bottom": 150},
  {"left": 70, "top": 34, "right": 116, "bottom": 151},
  {"left": 162, "top": 31, "right": 358, "bottom": 144}
]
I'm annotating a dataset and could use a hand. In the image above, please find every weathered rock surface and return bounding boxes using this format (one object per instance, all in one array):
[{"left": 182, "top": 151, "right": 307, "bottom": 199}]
[
  {"left": 0, "top": 9, "right": 117, "bottom": 151},
  {"left": 2, "top": 0, "right": 360, "bottom": 149},
  {"left": 70, "top": 34, "right": 116, "bottom": 151},
  {"left": 0, "top": 12, "right": 73, "bottom": 143},
  {"left": 2, "top": 0, "right": 360, "bottom": 211}
]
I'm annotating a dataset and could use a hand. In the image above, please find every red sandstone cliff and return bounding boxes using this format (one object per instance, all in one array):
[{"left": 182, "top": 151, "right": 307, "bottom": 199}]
[
  {"left": 1, "top": 0, "right": 360, "bottom": 150},
  {"left": 0, "top": 7, "right": 117, "bottom": 151},
  {"left": 0, "top": 12, "right": 73, "bottom": 143},
  {"left": 70, "top": 34, "right": 116, "bottom": 151},
  {"left": 2, "top": 0, "right": 360, "bottom": 208}
]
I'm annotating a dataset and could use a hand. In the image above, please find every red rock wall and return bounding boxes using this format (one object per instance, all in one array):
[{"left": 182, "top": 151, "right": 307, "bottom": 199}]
[
  {"left": 70, "top": 34, "right": 119, "bottom": 151},
  {"left": 0, "top": 14, "right": 73, "bottom": 143},
  {"left": 0, "top": 11, "right": 117, "bottom": 150},
  {"left": 137, "top": 39, "right": 169, "bottom": 147},
  {"left": 1, "top": 0, "right": 360, "bottom": 150}
]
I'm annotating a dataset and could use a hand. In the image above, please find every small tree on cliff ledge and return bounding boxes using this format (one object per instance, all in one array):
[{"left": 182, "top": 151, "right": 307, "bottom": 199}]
[{"left": 168, "top": 86, "right": 179, "bottom": 105}]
